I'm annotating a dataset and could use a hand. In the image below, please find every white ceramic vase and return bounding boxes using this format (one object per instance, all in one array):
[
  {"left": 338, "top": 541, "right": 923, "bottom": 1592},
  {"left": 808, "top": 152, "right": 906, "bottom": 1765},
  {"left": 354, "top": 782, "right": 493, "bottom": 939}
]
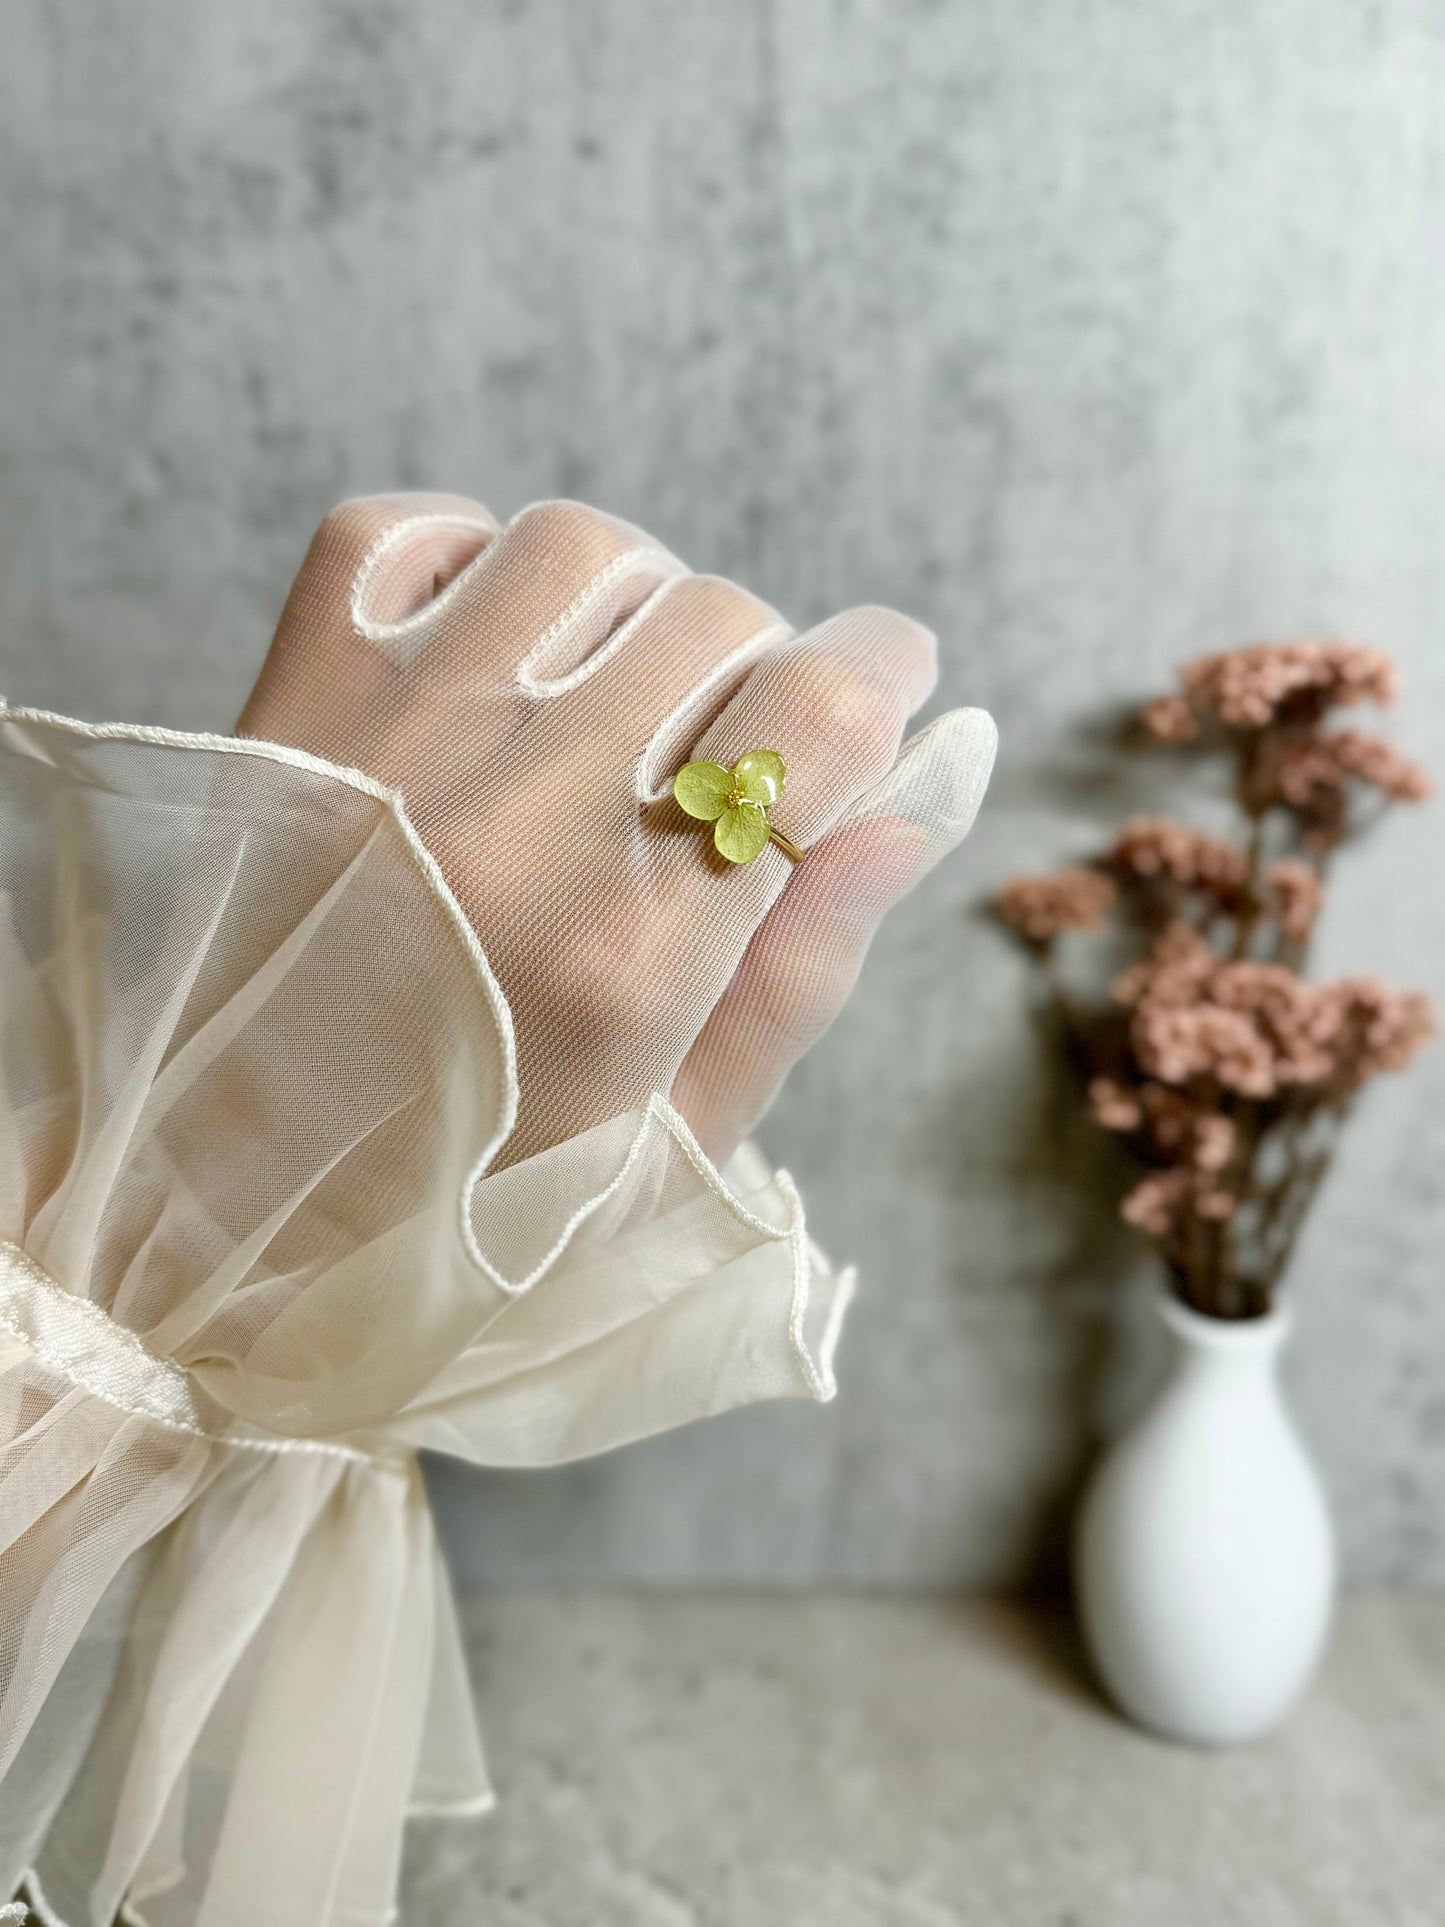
[{"left": 1074, "top": 1288, "right": 1334, "bottom": 1746}]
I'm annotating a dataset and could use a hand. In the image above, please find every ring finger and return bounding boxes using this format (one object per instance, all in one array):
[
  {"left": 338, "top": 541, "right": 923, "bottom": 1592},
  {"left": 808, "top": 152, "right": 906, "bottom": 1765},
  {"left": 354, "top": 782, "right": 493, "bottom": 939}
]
[{"left": 662, "top": 604, "right": 938, "bottom": 935}]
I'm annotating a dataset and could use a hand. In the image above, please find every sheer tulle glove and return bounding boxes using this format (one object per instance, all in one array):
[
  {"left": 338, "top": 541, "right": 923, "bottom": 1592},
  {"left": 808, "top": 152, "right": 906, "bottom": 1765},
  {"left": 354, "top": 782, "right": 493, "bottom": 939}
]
[{"left": 241, "top": 494, "right": 996, "bottom": 1164}]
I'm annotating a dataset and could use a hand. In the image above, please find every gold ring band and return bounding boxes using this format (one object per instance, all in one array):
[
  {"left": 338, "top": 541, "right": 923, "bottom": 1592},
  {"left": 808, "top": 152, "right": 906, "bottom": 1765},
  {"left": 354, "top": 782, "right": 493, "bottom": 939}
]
[{"left": 767, "top": 826, "right": 804, "bottom": 863}]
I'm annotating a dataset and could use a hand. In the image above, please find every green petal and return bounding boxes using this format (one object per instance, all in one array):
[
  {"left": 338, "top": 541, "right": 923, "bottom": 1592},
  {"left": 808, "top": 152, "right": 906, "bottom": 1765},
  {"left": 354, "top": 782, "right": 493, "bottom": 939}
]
[
  {"left": 732, "top": 748, "right": 786, "bottom": 807},
  {"left": 674, "top": 760, "right": 734, "bottom": 821},
  {"left": 714, "top": 802, "right": 771, "bottom": 863}
]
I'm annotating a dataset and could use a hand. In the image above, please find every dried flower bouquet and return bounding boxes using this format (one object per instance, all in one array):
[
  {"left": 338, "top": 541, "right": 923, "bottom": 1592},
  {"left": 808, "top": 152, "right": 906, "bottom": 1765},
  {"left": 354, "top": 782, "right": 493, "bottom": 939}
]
[{"left": 995, "top": 643, "right": 1435, "bottom": 1320}]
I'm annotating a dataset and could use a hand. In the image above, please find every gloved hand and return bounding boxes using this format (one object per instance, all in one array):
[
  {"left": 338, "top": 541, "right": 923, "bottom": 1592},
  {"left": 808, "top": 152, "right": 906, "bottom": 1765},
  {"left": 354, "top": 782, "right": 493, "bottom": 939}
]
[{"left": 240, "top": 494, "right": 995, "bottom": 1165}]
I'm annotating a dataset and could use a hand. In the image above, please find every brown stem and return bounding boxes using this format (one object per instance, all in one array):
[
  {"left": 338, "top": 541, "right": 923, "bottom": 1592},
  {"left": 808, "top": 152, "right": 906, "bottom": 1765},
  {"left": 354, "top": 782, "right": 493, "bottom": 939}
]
[
  {"left": 1233, "top": 822, "right": 1268, "bottom": 960},
  {"left": 1261, "top": 1100, "right": 1350, "bottom": 1292}
]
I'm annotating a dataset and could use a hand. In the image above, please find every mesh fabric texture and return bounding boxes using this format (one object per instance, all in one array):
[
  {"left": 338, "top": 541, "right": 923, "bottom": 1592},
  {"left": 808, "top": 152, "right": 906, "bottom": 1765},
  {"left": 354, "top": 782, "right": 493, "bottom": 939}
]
[{"left": 240, "top": 495, "right": 997, "bottom": 1162}]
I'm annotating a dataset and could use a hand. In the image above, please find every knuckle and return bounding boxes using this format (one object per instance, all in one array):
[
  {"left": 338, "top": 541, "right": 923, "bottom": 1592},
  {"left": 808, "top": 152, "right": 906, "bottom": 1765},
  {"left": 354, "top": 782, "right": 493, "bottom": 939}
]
[
  {"left": 308, "top": 496, "right": 392, "bottom": 573},
  {"left": 678, "top": 574, "right": 777, "bottom": 632},
  {"left": 850, "top": 605, "right": 939, "bottom": 692},
  {"left": 788, "top": 649, "right": 900, "bottom": 756},
  {"left": 316, "top": 496, "right": 377, "bottom": 540},
  {"left": 315, "top": 493, "right": 427, "bottom": 553},
  {"left": 509, "top": 499, "right": 650, "bottom": 577},
  {"left": 311, "top": 494, "right": 492, "bottom": 588}
]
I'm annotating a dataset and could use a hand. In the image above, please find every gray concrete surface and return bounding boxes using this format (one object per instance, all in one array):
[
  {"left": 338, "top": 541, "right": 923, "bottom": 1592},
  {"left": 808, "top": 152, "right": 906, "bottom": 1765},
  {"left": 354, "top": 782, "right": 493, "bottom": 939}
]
[
  {"left": 400, "top": 1592, "right": 1445, "bottom": 1925},
  {"left": 3, "top": 2, "right": 1444, "bottom": 1584}
]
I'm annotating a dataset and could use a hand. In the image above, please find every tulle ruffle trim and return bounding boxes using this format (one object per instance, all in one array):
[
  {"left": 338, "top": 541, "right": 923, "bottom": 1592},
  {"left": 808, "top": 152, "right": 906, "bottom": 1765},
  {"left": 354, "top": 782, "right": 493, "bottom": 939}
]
[{"left": 0, "top": 705, "right": 853, "bottom": 1924}]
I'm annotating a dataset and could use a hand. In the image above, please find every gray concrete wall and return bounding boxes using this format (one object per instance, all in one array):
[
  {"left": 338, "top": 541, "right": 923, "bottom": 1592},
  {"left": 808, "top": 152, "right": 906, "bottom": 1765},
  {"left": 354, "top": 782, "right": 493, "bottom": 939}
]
[{"left": 3, "top": 0, "right": 1443, "bottom": 1585}]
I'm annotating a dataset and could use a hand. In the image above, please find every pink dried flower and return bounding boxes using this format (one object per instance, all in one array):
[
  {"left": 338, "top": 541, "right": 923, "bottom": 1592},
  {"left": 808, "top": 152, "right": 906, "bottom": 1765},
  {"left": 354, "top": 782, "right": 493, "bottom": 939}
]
[
  {"left": 1113, "top": 924, "right": 1434, "bottom": 1101},
  {"left": 1308, "top": 731, "right": 1430, "bottom": 803},
  {"left": 1090, "top": 1079, "right": 1211, "bottom": 1160},
  {"left": 1132, "top": 999, "right": 1280, "bottom": 1095},
  {"left": 1196, "top": 1189, "right": 1237, "bottom": 1222},
  {"left": 1088, "top": 1078, "right": 1142, "bottom": 1131},
  {"left": 993, "top": 867, "right": 1117, "bottom": 943},
  {"left": 1253, "top": 730, "right": 1433, "bottom": 846},
  {"left": 1121, "top": 1169, "right": 1188, "bottom": 1238},
  {"left": 1266, "top": 859, "right": 1323, "bottom": 943},
  {"left": 1110, "top": 816, "right": 1249, "bottom": 900},
  {"left": 1210, "top": 960, "right": 1339, "bottom": 1087},
  {"left": 1120, "top": 1158, "right": 1234, "bottom": 1244},
  {"left": 1192, "top": 1115, "right": 1236, "bottom": 1173},
  {"left": 1324, "top": 979, "right": 1436, "bottom": 1086},
  {"left": 1140, "top": 694, "right": 1199, "bottom": 743},
  {"left": 1180, "top": 641, "right": 1399, "bottom": 730},
  {"left": 1112, "top": 920, "right": 1216, "bottom": 1009}
]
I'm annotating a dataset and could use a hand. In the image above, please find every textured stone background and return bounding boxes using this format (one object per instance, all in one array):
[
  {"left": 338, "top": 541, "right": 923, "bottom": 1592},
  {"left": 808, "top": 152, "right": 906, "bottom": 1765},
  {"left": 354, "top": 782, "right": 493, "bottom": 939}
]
[{"left": 2, "top": 0, "right": 1442, "bottom": 1585}]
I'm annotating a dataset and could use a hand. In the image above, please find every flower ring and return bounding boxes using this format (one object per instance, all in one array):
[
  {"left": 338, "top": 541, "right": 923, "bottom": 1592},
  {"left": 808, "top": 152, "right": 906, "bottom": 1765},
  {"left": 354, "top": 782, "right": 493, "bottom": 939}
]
[{"left": 672, "top": 750, "right": 804, "bottom": 864}]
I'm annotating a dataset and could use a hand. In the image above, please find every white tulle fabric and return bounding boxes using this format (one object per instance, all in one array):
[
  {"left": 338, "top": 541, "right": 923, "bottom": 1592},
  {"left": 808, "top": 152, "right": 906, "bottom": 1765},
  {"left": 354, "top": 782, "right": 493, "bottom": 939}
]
[{"left": 0, "top": 706, "right": 851, "bottom": 1927}]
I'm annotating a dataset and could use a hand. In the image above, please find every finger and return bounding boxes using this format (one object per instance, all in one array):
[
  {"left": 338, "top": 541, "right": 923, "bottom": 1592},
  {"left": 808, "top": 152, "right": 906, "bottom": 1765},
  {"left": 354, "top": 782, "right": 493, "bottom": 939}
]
[
  {"left": 691, "top": 605, "right": 939, "bottom": 856},
  {"left": 650, "top": 606, "right": 938, "bottom": 957},
  {"left": 572, "top": 573, "right": 789, "bottom": 792},
  {"left": 673, "top": 708, "right": 997, "bottom": 1161},
  {"left": 239, "top": 491, "right": 500, "bottom": 754},
  {"left": 345, "top": 494, "right": 504, "bottom": 649},
  {"left": 430, "top": 499, "right": 688, "bottom": 695}
]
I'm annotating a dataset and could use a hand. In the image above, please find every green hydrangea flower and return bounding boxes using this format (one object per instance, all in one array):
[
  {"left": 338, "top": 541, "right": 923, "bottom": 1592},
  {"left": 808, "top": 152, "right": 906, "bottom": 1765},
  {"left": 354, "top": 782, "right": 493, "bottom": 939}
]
[{"left": 673, "top": 749, "right": 787, "bottom": 864}]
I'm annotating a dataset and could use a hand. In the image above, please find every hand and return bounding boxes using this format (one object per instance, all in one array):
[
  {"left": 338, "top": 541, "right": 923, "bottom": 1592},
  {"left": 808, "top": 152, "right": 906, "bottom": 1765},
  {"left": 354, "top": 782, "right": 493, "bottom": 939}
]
[{"left": 240, "top": 495, "right": 994, "bottom": 1165}]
